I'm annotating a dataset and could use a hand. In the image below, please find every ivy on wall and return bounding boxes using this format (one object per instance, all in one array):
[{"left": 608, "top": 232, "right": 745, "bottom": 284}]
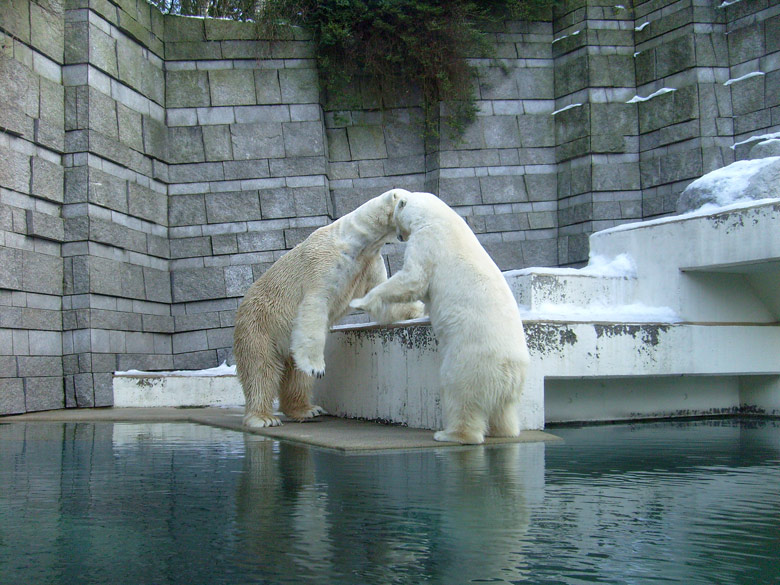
[{"left": 151, "top": 0, "right": 555, "bottom": 139}]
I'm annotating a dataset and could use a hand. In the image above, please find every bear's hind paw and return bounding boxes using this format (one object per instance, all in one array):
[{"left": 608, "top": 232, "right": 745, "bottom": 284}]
[
  {"left": 287, "top": 405, "right": 327, "bottom": 421},
  {"left": 433, "top": 429, "right": 484, "bottom": 445},
  {"left": 244, "top": 413, "right": 282, "bottom": 428}
]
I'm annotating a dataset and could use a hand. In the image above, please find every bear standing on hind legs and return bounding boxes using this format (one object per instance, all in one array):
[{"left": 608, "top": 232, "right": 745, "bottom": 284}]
[
  {"left": 350, "top": 189, "right": 529, "bottom": 444},
  {"left": 233, "top": 190, "right": 424, "bottom": 429}
]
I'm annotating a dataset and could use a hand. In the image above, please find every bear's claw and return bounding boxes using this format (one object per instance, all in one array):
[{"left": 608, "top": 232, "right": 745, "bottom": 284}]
[{"left": 244, "top": 413, "right": 283, "bottom": 428}]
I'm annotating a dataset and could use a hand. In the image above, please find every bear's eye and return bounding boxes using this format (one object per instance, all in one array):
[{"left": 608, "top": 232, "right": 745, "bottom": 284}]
[{"left": 398, "top": 200, "right": 407, "bottom": 209}]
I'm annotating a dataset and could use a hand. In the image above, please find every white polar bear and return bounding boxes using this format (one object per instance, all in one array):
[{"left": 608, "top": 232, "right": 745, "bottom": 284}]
[
  {"left": 350, "top": 189, "right": 529, "bottom": 444},
  {"left": 233, "top": 191, "right": 424, "bottom": 428}
]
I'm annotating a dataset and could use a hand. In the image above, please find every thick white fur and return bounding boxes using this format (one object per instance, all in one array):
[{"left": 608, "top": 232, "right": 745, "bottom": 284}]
[
  {"left": 350, "top": 189, "right": 529, "bottom": 444},
  {"left": 233, "top": 191, "right": 424, "bottom": 428}
]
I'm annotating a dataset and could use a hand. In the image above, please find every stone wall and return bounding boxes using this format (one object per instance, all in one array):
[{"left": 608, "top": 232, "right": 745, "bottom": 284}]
[{"left": 1, "top": 0, "right": 779, "bottom": 414}]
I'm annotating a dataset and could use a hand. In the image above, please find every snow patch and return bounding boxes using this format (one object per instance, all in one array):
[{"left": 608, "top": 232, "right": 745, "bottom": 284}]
[
  {"left": 724, "top": 71, "right": 765, "bottom": 86},
  {"left": 635, "top": 21, "right": 650, "bottom": 31},
  {"left": 518, "top": 302, "right": 681, "bottom": 323},
  {"left": 505, "top": 253, "right": 636, "bottom": 279},
  {"left": 551, "top": 103, "right": 583, "bottom": 116},
  {"left": 627, "top": 87, "right": 675, "bottom": 103},
  {"left": 116, "top": 361, "right": 237, "bottom": 377},
  {"left": 731, "top": 131, "right": 780, "bottom": 150}
]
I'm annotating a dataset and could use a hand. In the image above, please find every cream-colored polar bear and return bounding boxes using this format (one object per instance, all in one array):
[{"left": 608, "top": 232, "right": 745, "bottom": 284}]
[
  {"left": 350, "top": 189, "right": 529, "bottom": 444},
  {"left": 233, "top": 191, "right": 424, "bottom": 428}
]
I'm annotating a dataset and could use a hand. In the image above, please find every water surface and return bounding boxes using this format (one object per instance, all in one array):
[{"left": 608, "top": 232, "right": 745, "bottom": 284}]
[{"left": 1, "top": 418, "right": 778, "bottom": 585}]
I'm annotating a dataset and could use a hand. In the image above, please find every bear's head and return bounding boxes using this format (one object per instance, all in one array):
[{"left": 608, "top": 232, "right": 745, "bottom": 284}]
[{"left": 392, "top": 191, "right": 448, "bottom": 241}]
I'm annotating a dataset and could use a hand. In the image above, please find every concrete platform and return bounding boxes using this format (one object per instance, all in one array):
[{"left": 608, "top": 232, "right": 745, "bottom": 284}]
[{"left": 0, "top": 408, "right": 561, "bottom": 453}]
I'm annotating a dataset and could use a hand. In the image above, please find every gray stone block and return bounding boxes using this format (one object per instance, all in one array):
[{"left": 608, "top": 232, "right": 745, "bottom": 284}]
[
  {"left": 203, "top": 125, "right": 233, "bottom": 161},
  {"left": 166, "top": 70, "right": 210, "bottom": 108},
  {"left": 236, "top": 229, "right": 285, "bottom": 253},
  {"left": 93, "top": 372, "right": 113, "bottom": 407},
  {"left": 24, "top": 376, "right": 64, "bottom": 412},
  {"left": 30, "top": 0, "right": 63, "bottom": 62},
  {"left": 279, "top": 68, "right": 319, "bottom": 104},
  {"left": 0, "top": 378, "right": 25, "bottom": 415},
  {"left": 730, "top": 74, "right": 765, "bottom": 116},
  {"left": 144, "top": 267, "right": 173, "bottom": 304},
  {"left": 0, "top": 148, "right": 31, "bottom": 194},
  {"left": 128, "top": 182, "right": 167, "bottom": 226},
  {"left": 89, "top": 24, "right": 119, "bottom": 76},
  {"left": 480, "top": 174, "right": 528, "bottom": 204},
  {"left": 483, "top": 116, "right": 522, "bottom": 148},
  {"left": 254, "top": 69, "right": 282, "bottom": 104},
  {"left": 169, "top": 194, "right": 207, "bottom": 226},
  {"left": 172, "top": 350, "right": 218, "bottom": 371},
  {"left": 172, "top": 267, "right": 227, "bottom": 302},
  {"left": 170, "top": 236, "right": 212, "bottom": 259},
  {"left": 223, "top": 159, "right": 270, "bottom": 180},
  {"left": 143, "top": 115, "right": 169, "bottom": 161},
  {"left": 116, "top": 103, "right": 143, "bottom": 153},
  {"left": 168, "top": 126, "right": 206, "bottom": 163},
  {"left": 18, "top": 355, "right": 62, "bottom": 377},
  {"left": 284, "top": 226, "right": 318, "bottom": 248},
  {"left": 26, "top": 210, "right": 64, "bottom": 242},
  {"left": 727, "top": 22, "right": 764, "bottom": 65},
  {"left": 209, "top": 69, "right": 256, "bottom": 106},
  {"left": 206, "top": 191, "right": 261, "bottom": 223},
  {"left": 211, "top": 234, "right": 238, "bottom": 255},
  {"left": 172, "top": 330, "right": 208, "bottom": 354},
  {"left": 283, "top": 121, "right": 325, "bottom": 156},
  {"left": 21, "top": 250, "right": 62, "bottom": 296},
  {"left": 439, "top": 177, "right": 482, "bottom": 206},
  {"left": 347, "top": 126, "right": 387, "bottom": 160},
  {"left": 166, "top": 41, "right": 223, "bottom": 61},
  {"left": 31, "top": 157, "right": 64, "bottom": 203},
  {"left": 230, "top": 122, "right": 285, "bottom": 160},
  {"left": 269, "top": 156, "right": 327, "bottom": 178},
  {"left": 224, "top": 265, "right": 253, "bottom": 297},
  {"left": 479, "top": 66, "right": 519, "bottom": 100}
]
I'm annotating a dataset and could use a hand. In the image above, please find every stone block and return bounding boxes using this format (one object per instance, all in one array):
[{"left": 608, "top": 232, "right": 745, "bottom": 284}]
[
  {"left": 260, "top": 187, "right": 295, "bottom": 219},
  {"left": 479, "top": 66, "right": 519, "bottom": 100},
  {"left": 31, "top": 157, "right": 64, "bottom": 203},
  {"left": 555, "top": 104, "right": 589, "bottom": 144},
  {"left": 21, "top": 250, "right": 62, "bottom": 296},
  {"left": 30, "top": 0, "right": 64, "bottom": 62},
  {"left": 24, "top": 376, "right": 64, "bottom": 411},
  {"left": 656, "top": 34, "right": 695, "bottom": 79},
  {"left": 204, "top": 17, "right": 256, "bottom": 41},
  {"left": 205, "top": 191, "right": 261, "bottom": 223},
  {"left": 480, "top": 174, "right": 528, "bottom": 204},
  {"left": 168, "top": 161, "right": 224, "bottom": 183},
  {"left": 209, "top": 69, "right": 256, "bottom": 107},
  {"left": 18, "top": 355, "right": 62, "bottom": 377},
  {"left": 26, "top": 210, "right": 64, "bottom": 242},
  {"left": 128, "top": 182, "right": 167, "bottom": 226},
  {"left": 279, "top": 68, "right": 319, "bottom": 104},
  {"left": 166, "top": 70, "right": 211, "bottom": 108},
  {"left": 224, "top": 265, "right": 253, "bottom": 297},
  {"left": 170, "top": 236, "right": 212, "bottom": 259},
  {"left": 526, "top": 173, "right": 557, "bottom": 202},
  {"left": 0, "top": 378, "right": 25, "bottom": 415},
  {"left": 169, "top": 194, "right": 207, "bottom": 226},
  {"left": 730, "top": 74, "right": 765, "bottom": 116},
  {"left": 165, "top": 41, "right": 222, "bottom": 61},
  {"left": 73, "top": 373, "right": 94, "bottom": 407},
  {"left": 168, "top": 126, "right": 206, "bottom": 163},
  {"left": 727, "top": 21, "right": 764, "bottom": 65},
  {"left": 143, "top": 266, "right": 171, "bottom": 303},
  {"left": 87, "top": 86, "right": 118, "bottom": 139},
  {"left": 89, "top": 24, "right": 118, "bottom": 76},
  {"left": 517, "top": 114, "right": 555, "bottom": 147},
  {"left": 5, "top": 0, "right": 31, "bottom": 44},
  {"left": 0, "top": 148, "right": 31, "bottom": 194},
  {"left": 86, "top": 166, "right": 128, "bottom": 212},
  {"left": 284, "top": 226, "right": 317, "bottom": 248},
  {"left": 117, "top": 103, "right": 144, "bottom": 152},
  {"left": 93, "top": 372, "right": 113, "bottom": 407},
  {"left": 438, "top": 177, "right": 482, "bottom": 206},
  {"left": 172, "top": 350, "right": 218, "bottom": 371},
  {"left": 254, "top": 69, "right": 282, "bottom": 104},
  {"left": 269, "top": 156, "right": 327, "bottom": 178},
  {"left": 172, "top": 267, "right": 226, "bottom": 303},
  {"left": 223, "top": 159, "right": 271, "bottom": 180},
  {"left": 236, "top": 229, "right": 286, "bottom": 253},
  {"left": 346, "top": 126, "right": 387, "bottom": 160},
  {"left": 483, "top": 116, "right": 522, "bottom": 148},
  {"left": 211, "top": 234, "right": 238, "bottom": 255},
  {"left": 143, "top": 115, "right": 169, "bottom": 161},
  {"left": 554, "top": 54, "right": 588, "bottom": 97},
  {"left": 283, "top": 121, "right": 325, "bottom": 156},
  {"left": 230, "top": 122, "right": 284, "bottom": 160},
  {"left": 203, "top": 125, "right": 233, "bottom": 161},
  {"left": 516, "top": 67, "right": 553, "bottom": 99},
  {"left": 164, "top": 14, "right": 206, "bottom": 42}
]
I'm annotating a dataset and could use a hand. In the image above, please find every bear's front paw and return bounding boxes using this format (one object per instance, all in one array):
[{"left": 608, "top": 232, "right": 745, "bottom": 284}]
[
  {"left": 294, "top": 356, "right": 326, "bottom": 379},
  {"left": 244, "top": 413, "right": 282, "bottom": 428},
  {"left": 433, "top": 429, "right": 484, "bottom": 444},
  {"left": 349, "top": 296, "right": 368, "bottom": 311},
  {"left": 287, "top": 405, "right": 327, "bottom": 421}
]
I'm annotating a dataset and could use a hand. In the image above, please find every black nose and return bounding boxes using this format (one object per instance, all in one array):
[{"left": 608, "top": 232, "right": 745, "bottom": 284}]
[{"left": 397, "top": 233, "right": 405, "bottom": 242}]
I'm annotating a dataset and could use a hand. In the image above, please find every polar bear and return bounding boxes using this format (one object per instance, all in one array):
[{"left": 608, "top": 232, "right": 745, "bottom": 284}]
[
  {"left": 350, "top": 189, "right": 529, "bottom": 444},
  {"left": 233, "top": 191, "right": 424, "bottom": 428}
]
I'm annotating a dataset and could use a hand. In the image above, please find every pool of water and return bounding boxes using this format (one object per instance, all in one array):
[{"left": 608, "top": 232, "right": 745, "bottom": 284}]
[{"left": 1, "top": 418, "right": 778, "bottom": 585}]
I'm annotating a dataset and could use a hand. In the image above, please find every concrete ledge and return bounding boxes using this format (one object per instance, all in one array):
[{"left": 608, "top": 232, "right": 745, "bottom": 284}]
[{"left": 0, "top": 408, "right": 561, "bottom": 452}]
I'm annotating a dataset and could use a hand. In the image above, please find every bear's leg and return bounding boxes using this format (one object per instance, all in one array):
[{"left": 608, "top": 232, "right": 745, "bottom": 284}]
[
  {"left": 488, "top": 400, "right": 520, "bottom": 437},
  {"left": 433, "top": 355, "right": 489, "bottom": 444},
  {"left": 278, "top": 359, "right": 327, "bottom": 421},
  {"left": 241, "top": 360, "right": 284, "bottom": 428},
  {"left": 290, "top": 294, "right": 329, "bottom": 378}
]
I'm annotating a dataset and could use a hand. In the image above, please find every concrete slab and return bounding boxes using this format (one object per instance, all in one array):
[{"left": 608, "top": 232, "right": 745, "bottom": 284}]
[{"left": 0, "top": 408, "right": 561, "bottom": 452}]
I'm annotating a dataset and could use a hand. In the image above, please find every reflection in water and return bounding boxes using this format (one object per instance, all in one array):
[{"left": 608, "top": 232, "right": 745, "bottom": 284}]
[{"left": 0, "top": 419, "right": 779, "bottom": 585}]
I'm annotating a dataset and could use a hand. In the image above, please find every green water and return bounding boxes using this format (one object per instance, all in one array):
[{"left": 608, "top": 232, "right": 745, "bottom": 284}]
[{"left": 1, "top": 418, "right": 778, "bottom": 585}]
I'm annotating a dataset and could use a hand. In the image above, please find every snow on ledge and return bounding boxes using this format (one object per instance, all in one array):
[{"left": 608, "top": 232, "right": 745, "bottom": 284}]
[
  {"left": 505, "top": 254, "right": 637, "bottom": 279},
  {"left": 627, "top": 87, "right": 675, "bottom": 103},
  {"left": 724, "top": 71, "right": 765, "bottom": 86},
  {"left": 116, "top": 361, "right": 237, "bottom": 377},
  {"left": 731, "top": 131, "right": 780, "bottom": 150},
  {"left": 518, "top": 302, "right": 681, "bottom": 324},
  {"left": 551, "top": 103, "right": 583, "bottom": 116}
]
